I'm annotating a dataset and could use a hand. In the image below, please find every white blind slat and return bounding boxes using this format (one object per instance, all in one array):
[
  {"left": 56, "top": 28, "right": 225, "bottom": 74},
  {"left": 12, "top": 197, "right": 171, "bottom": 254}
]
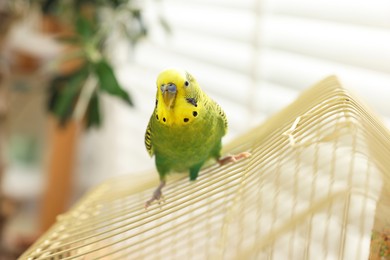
[
  {"left": 162, "top": 2, "right": 256, "bottom": 42},
  {"left": 267, "top": 0, "right": 390, "bottom": 28},
  {"left": 261, "top": 15, "right": 390, "bottom": 72},
  {"left": 255, "top": 82, "right": 299, "bottom": 114},
  {"left": 258, "top": 49, "right": 390, "bottom": 116},
  {"left": 170, "top": 0, "right": 256, "bottom": 10},
  {"left": 149, "top": 29, "right": 253, "bottom": 73}
]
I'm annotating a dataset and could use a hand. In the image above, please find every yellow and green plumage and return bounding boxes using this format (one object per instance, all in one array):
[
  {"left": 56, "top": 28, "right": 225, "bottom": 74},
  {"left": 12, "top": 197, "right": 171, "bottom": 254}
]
[{"left": 145, "top": 69, "right": 248, "bottom": 207}]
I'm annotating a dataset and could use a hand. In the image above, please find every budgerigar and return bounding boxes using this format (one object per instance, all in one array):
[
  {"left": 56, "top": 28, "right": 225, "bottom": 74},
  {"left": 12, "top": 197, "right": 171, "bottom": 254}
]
[{"left": 144, "top": 69, "right": 250, "bottom": 208}]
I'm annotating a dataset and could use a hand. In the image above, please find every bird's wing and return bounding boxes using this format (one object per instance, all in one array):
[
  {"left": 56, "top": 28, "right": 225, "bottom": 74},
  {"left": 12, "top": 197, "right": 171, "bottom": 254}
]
[
  {"left": 144, "top": 117, "right": 154, "bottom": 157},
  {"left": 211, "top": 99, "right": 228, "bottom": 134}
]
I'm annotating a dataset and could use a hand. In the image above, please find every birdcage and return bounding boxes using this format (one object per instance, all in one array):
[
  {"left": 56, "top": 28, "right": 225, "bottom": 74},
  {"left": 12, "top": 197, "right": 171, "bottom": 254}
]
[{"left": 21, "top": 76, "right": 390, "bottom": 259}]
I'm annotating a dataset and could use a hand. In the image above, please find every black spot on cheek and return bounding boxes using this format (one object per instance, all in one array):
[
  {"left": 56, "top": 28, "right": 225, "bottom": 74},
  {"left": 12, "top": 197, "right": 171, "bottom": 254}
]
[
  {"left": 155, "top": 99, "right": 158, "bottom": 106},
  {"left": 163, "top": 117, "right": 166, "bottom": 122},
  {"left": 156, "top": 114, "right": 159, "bottom": 120},
  {"left": 184, "top": 118, "right": 189, "bottom": 123},
  {"left": 193, "top": 111, "right": 198, "bottom": 117}
]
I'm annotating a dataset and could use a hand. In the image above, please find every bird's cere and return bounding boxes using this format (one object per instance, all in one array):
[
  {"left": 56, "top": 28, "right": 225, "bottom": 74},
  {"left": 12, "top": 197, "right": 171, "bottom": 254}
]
[{"left": 161, "top": 83, "right": 177, "bottom": 93}]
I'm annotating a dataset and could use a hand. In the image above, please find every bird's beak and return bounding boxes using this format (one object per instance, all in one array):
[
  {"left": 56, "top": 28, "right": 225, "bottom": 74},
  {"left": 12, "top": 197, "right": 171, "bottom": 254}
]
[{"left": 161, "top": 83, "right": 177, "bottom": 108}]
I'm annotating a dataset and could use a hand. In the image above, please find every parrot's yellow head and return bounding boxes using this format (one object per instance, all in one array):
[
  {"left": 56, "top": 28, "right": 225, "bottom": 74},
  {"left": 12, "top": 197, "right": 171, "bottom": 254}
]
[{"left": 155, "top": 68, "right": 202, "bottom": 126}]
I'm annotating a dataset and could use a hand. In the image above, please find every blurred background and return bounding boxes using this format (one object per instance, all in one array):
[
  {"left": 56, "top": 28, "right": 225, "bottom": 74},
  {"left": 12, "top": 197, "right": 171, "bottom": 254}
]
[{"left": 0, "top": 0, "right": 389, "bottom": 258}]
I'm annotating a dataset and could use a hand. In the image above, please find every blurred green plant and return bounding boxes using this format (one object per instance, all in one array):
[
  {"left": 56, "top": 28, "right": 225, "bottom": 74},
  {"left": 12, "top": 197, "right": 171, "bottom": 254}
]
[
  {"left": 41, "top": 0, "right": 146, "bottom": 127},
  {"left": 8, "top": 135, "right": 39, "bottom": 165},
  {"left": 8, "top": 0, "right": 169, "bottom": 127}
]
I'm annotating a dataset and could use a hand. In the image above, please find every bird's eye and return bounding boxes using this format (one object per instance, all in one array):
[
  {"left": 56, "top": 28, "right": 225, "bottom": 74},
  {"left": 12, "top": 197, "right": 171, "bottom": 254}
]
[{"left": 184, "top": 81, "right": 189, "bottom": 87}]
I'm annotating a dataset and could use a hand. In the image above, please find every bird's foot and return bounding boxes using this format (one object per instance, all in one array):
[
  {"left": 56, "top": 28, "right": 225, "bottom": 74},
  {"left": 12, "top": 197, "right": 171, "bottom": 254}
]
[
  {"left": 144, "top": 191, "right": 164, "bottom": 209},
  {"left": 145, "top": 180, "right": 166, "bottom": 209},
  {"left": 218, "top": 152, "right": 251, "bottom": 166}
]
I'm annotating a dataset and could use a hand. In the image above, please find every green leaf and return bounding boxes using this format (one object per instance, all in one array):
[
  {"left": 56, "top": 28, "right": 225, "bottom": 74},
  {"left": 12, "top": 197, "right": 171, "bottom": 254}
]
[
  {"left": 75, "top": 15, "right": 95, "bottom": 40},
  {"left": 86, "top": 92, "right": 101, "bottom": 128},
  {"left": 93, "top": 59, "right": 133, "bottom": 106},
  {"left": 53, "top": 68, "right": 88, "bottom": 123},
  {"left": 159, "top": 16, "right": 172, "bottom": 35},
  {"left": 56, "top": 35, "right": 81, "bottom": 44}
]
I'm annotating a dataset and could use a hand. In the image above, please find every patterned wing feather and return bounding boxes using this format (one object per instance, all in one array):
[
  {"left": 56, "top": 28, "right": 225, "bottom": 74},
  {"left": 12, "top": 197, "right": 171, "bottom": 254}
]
[
  {"left": 145, "top": 118, "right": 154, "bottom": 156},
  {"left": 212, "top": 99, "right": 228, "bottom": 134}
]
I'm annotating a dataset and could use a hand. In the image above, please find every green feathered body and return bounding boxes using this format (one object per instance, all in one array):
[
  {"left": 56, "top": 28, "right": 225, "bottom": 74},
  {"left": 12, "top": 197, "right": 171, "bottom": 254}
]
[{"left": 145, "top": 69, "right": 227, "bottom": 181}]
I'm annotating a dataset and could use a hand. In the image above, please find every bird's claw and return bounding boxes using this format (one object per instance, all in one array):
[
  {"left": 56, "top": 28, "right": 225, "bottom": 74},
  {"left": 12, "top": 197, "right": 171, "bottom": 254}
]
[
  {"left": 144, "top": 189, "right": 164, "bottom": 209},
  {"left": 144, "top": 180, "right": 166, "bottom": 210},
  {"left": 218, "top": 152, "right": 251, "bottom": 166}
]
